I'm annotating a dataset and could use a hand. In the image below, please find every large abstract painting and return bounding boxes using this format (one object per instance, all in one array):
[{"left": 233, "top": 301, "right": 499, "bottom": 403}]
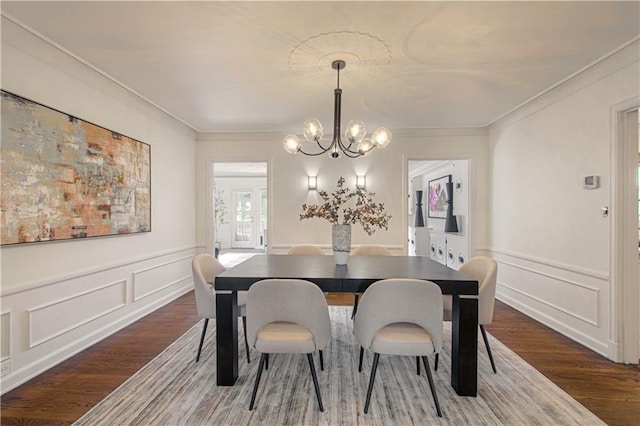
[{"left": 1, "top": 90, "right": 151, "bottom": 245}]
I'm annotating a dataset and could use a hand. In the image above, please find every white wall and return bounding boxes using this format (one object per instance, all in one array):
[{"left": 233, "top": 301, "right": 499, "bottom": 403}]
[
  {"left": 196, "top": 128, "right": 490, "bottom": 255},
  {"left": 0, "top": 18, "right": 197, "bottom": 391},
  {"left": 488, "top": 40, "right": 640, "bottom": 359}
]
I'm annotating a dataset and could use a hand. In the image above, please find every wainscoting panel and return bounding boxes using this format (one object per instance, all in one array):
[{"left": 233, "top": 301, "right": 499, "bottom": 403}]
[
  {"left": 0, "top": 247, "right": 196, "bottom": 394},
  {"left": 27, "top": 281, "right": 126, "bottom": 349},
  {"left": 132, "top": 255, "right": 192, "bottom": 302},
  {"left": 485, "top": 249, "right": 610, "bottom": 357},
  {"left": 1, "top": 311, "right": 10, "bottom": 361}
]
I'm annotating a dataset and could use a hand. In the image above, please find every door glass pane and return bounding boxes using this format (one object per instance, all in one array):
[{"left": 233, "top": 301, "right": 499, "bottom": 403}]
[{"left": 234, "top": 191, "right": 253, "bottom": 246}]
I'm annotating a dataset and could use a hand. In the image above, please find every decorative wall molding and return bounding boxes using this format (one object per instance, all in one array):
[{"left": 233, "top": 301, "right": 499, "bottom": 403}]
[
  {"left": 482, "top": 247, "right": 608, "bottom": 280},
  {"left": 196, "top": 127, "right": 488, "bottom": 142},
  {"left": 133, "top": 275, "right": 192, "bottom": 302},
  {"left": 1, "top": 13, "right": 197, "bottom": 134},
  {"left": 27, "top": 280, "right": 127, "bottom": 349},
  {"left": 1, "top": 311, "right": 11, "bottom": 361},
  {"left": 1, "top": 245, "right": 196, "bottom": 297},
  {"left": 1, "top": 248, "right": 197, "bottom": 394},
  {"left": 497, "top": 289, "right": 609, "bottom": 357},
  {"left": 489, "top": 37, "right": 640, "bottom": 131},
  {"left": 485, "top": 246, "right": 610, "bottom": 356},
  {"left": 132, "top": 255, "right": 192, "bottom": 302},
  {"left": 497, "top": 257, "right": 600, "bottom": 294},
  {"left": 499, "top": 281, "right": 599, "bottom": 326}
]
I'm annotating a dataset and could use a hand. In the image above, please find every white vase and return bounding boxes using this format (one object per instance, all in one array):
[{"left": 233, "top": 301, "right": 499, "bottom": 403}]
[{"left": 332, "top": 224, "right": 351, "bottom": 265}]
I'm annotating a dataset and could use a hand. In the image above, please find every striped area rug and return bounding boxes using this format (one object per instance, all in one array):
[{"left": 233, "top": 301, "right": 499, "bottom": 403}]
[{"left": 74, "top": 307, "right": 604, "bottom": 425}]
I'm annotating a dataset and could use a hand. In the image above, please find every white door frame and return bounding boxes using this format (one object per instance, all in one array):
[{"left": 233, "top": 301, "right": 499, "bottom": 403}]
[
  {"left": 207, "top": 159, "right": 272, "bottom": 256},
  {"left": 610, "top": 97, "right": 639, "bottom": 363},
  {"left": 403, "top": 155, "right": 476, "bottom": 259}
]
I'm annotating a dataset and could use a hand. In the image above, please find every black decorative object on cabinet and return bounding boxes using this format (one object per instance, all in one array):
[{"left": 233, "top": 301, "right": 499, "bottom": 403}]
[
  {"left": 414, "top": 190, "right": 425, "bottom": 227},
  {"left": 444, "top": 181, "right": 459, "bottom": 233}
]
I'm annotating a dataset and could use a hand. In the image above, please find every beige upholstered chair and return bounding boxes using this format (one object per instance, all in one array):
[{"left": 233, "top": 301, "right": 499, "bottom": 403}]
[
  {"left": 354, "top": 278, "right": 443, "bottom": 416},
  {"left": 351, "top": 245, "right": 393, "bottom": 257},
  {"left": 350, "top": 245, "right": 393, "bottom": 318},
  {"left": 247, "top": 279, "right": 331, "bottom": 411},
  {"left": 439, "top": 256, "right": 498, "bottom": 373},
  {"left": 192, "top": 254, "right": 250, "bottom": 363},
  {"left": 287, "top": 245, "right": 325, "bottom": 255}
]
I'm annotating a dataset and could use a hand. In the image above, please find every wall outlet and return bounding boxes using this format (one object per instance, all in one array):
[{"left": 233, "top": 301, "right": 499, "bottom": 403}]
[{"left": 1, "top": 359, "right": 12, "bottom": 377}]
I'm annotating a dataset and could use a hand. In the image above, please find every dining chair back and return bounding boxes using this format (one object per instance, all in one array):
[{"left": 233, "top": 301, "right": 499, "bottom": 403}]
[
  {"left": 351, "top": 245, "right": 393, "bottom": 256},
  {"left": 192, "top": 254, "right": 250, "bottom": 363},
  {"left": 354, "top": 278, "right": 443, "bottom": 416},
  {"left": 350, "top": 245, "right": 392, "bottom": 318},
  {"left": 441, "top": 256, "right": 498, "bottom": 373},
  {"left": 287, "top": 245, "right": 325, "bottom": 255},
  {"left": 247, "top": 279, "right": 331, "bottom": 411}
]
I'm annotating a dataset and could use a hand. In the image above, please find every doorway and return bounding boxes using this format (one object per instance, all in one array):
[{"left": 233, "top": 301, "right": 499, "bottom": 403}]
[
  {"left": 408, "top": 159, "right": 470, "bottom": 270},
  {"left": 212, "top": 162, "right": 268, "bottom": 260},
  {"left": 612, "top": 101, "right": 639, "bottom": 363}
]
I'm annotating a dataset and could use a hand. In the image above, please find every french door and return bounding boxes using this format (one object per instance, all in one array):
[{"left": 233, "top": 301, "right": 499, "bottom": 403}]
[{"left": 231, "top": 187, "right": 267, "bottom": 249}]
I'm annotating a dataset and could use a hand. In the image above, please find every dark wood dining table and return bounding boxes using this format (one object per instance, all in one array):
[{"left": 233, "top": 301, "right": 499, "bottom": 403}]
[{"left": 215, "top": 254, "right": 479, "bottom": 397}]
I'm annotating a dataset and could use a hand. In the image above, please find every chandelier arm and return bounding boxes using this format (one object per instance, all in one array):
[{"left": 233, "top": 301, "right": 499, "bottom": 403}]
[
  {"left": 297, "top": 146, "right": 331, "bottom": 156},
  {"left": 315, "top": 139, "right": 331, "bottom": 151},
  {"left": 338, "top": 137, "right": 371, "bottom": 156},
  {"left": 335, "top": 137, "right": 364, "bottom": 158}
]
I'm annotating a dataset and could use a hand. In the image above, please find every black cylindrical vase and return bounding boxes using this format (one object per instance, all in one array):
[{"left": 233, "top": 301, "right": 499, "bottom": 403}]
[
  {"left": 415, "top": 190, "right": 425, "bottom": 227},
  {"left": 444, "top": 182, "right": 458, "bottom": 233}
]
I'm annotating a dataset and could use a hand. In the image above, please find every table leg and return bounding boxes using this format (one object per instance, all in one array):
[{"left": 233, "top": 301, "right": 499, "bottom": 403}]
[
  {"left": 450, "top": 295, "right": 478, "bottom": 396},
  {"left": 216, "top": 291, "right": 238, "bottom": 386}
]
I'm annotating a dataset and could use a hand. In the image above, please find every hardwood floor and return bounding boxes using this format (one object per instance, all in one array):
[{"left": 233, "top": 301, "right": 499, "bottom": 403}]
[{"left": 2, "top": 291, "right": 639, "bottom": 425}]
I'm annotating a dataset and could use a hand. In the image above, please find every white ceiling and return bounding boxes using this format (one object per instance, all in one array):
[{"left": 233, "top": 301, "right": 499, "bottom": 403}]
[{"left": 2, "top": 1, "right": 639, "bottom": 134}]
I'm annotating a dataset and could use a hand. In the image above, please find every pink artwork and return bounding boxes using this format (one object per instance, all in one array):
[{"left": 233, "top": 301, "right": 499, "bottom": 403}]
[
  {"left": 428, "top": 175, "right": 450, "bottom": 219},
  {"left": 1, "top": 91, "right": 151, "bottom": 245}
]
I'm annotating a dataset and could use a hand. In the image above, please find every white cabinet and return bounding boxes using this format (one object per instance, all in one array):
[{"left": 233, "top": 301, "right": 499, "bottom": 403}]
[
  {"left": 409, "top": 227, "right": 431, "bottom": 256},
  {"left": 429, "top": 231, "right": 447, "bottom": 265},
  {"left": 446, "top": 233, "right": 467, "bottom": 269},
  {"left": 428, "top": 230, "right": 468, "bottom": 269}
]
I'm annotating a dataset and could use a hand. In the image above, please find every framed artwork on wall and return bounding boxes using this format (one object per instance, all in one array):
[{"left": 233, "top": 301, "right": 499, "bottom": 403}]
[
  {"left": 428, "top": 174, "right": 451, "bottom": 219},
  {"left": 0, "top": 90, "right": 151, "bottom": 245}
]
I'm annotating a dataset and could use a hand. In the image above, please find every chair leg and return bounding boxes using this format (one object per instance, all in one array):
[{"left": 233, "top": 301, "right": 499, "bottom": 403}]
[
  {"left": 480, "top": 325, "right": 497, "bottom": 374},
  {"left": 242, "top": 316, "right": 251, "bottom": 364},
  {"left": 351, "top": 294, "right": 360, "bottom": 319},
  {"left": 358, "top": 347, "right": 364, "bottom": 372},
  {"left": 195, "top": 318, "right": 209, "bottom": 362},
  {"left": 319, "top": 350, "right": 324, "bottom": 371},
  {"left": 416, "top": 356, "right": 421, "bottom": 375},
  {"left": 364, "top": 353, "right": 380, "bottom": 414},
  {"left": 249, "top": 353, "right": 267, "bottom": 410},
  {"left": 265, "top": 353, "right": 269, "bottom": 371},
  {"left": 421, "top": 356, "right": 442, "bottom": 417},
  {"left": 434, "top": 353, "right": 439, "bottom": 371},
  {"left": 307, "top": 353, "right": 324, "bottom": 412}
]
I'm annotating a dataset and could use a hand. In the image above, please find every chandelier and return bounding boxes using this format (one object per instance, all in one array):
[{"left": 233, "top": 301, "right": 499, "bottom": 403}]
[{"left": 282, "top": 60, "right": 392, "bottom": 159}]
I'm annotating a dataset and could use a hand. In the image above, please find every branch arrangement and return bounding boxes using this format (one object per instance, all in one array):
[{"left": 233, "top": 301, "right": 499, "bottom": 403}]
[{"left": 300, "top": 177, "right": 391, "bottom": 236}]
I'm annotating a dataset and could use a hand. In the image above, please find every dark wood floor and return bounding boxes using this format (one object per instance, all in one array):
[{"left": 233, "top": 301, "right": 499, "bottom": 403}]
[{"left": 2, "top": 291, "right": 639, "bottom": 425}]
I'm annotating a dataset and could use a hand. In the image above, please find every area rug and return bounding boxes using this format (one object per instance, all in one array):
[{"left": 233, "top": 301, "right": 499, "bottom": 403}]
[{"left": 74, "top": 307, "right": 604, "bottom": 425}]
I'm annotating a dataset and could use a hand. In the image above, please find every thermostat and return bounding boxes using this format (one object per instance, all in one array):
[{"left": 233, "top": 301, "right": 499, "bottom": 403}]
[{"left": 583, "top": 175, "right": 600, "bottom": 189}]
